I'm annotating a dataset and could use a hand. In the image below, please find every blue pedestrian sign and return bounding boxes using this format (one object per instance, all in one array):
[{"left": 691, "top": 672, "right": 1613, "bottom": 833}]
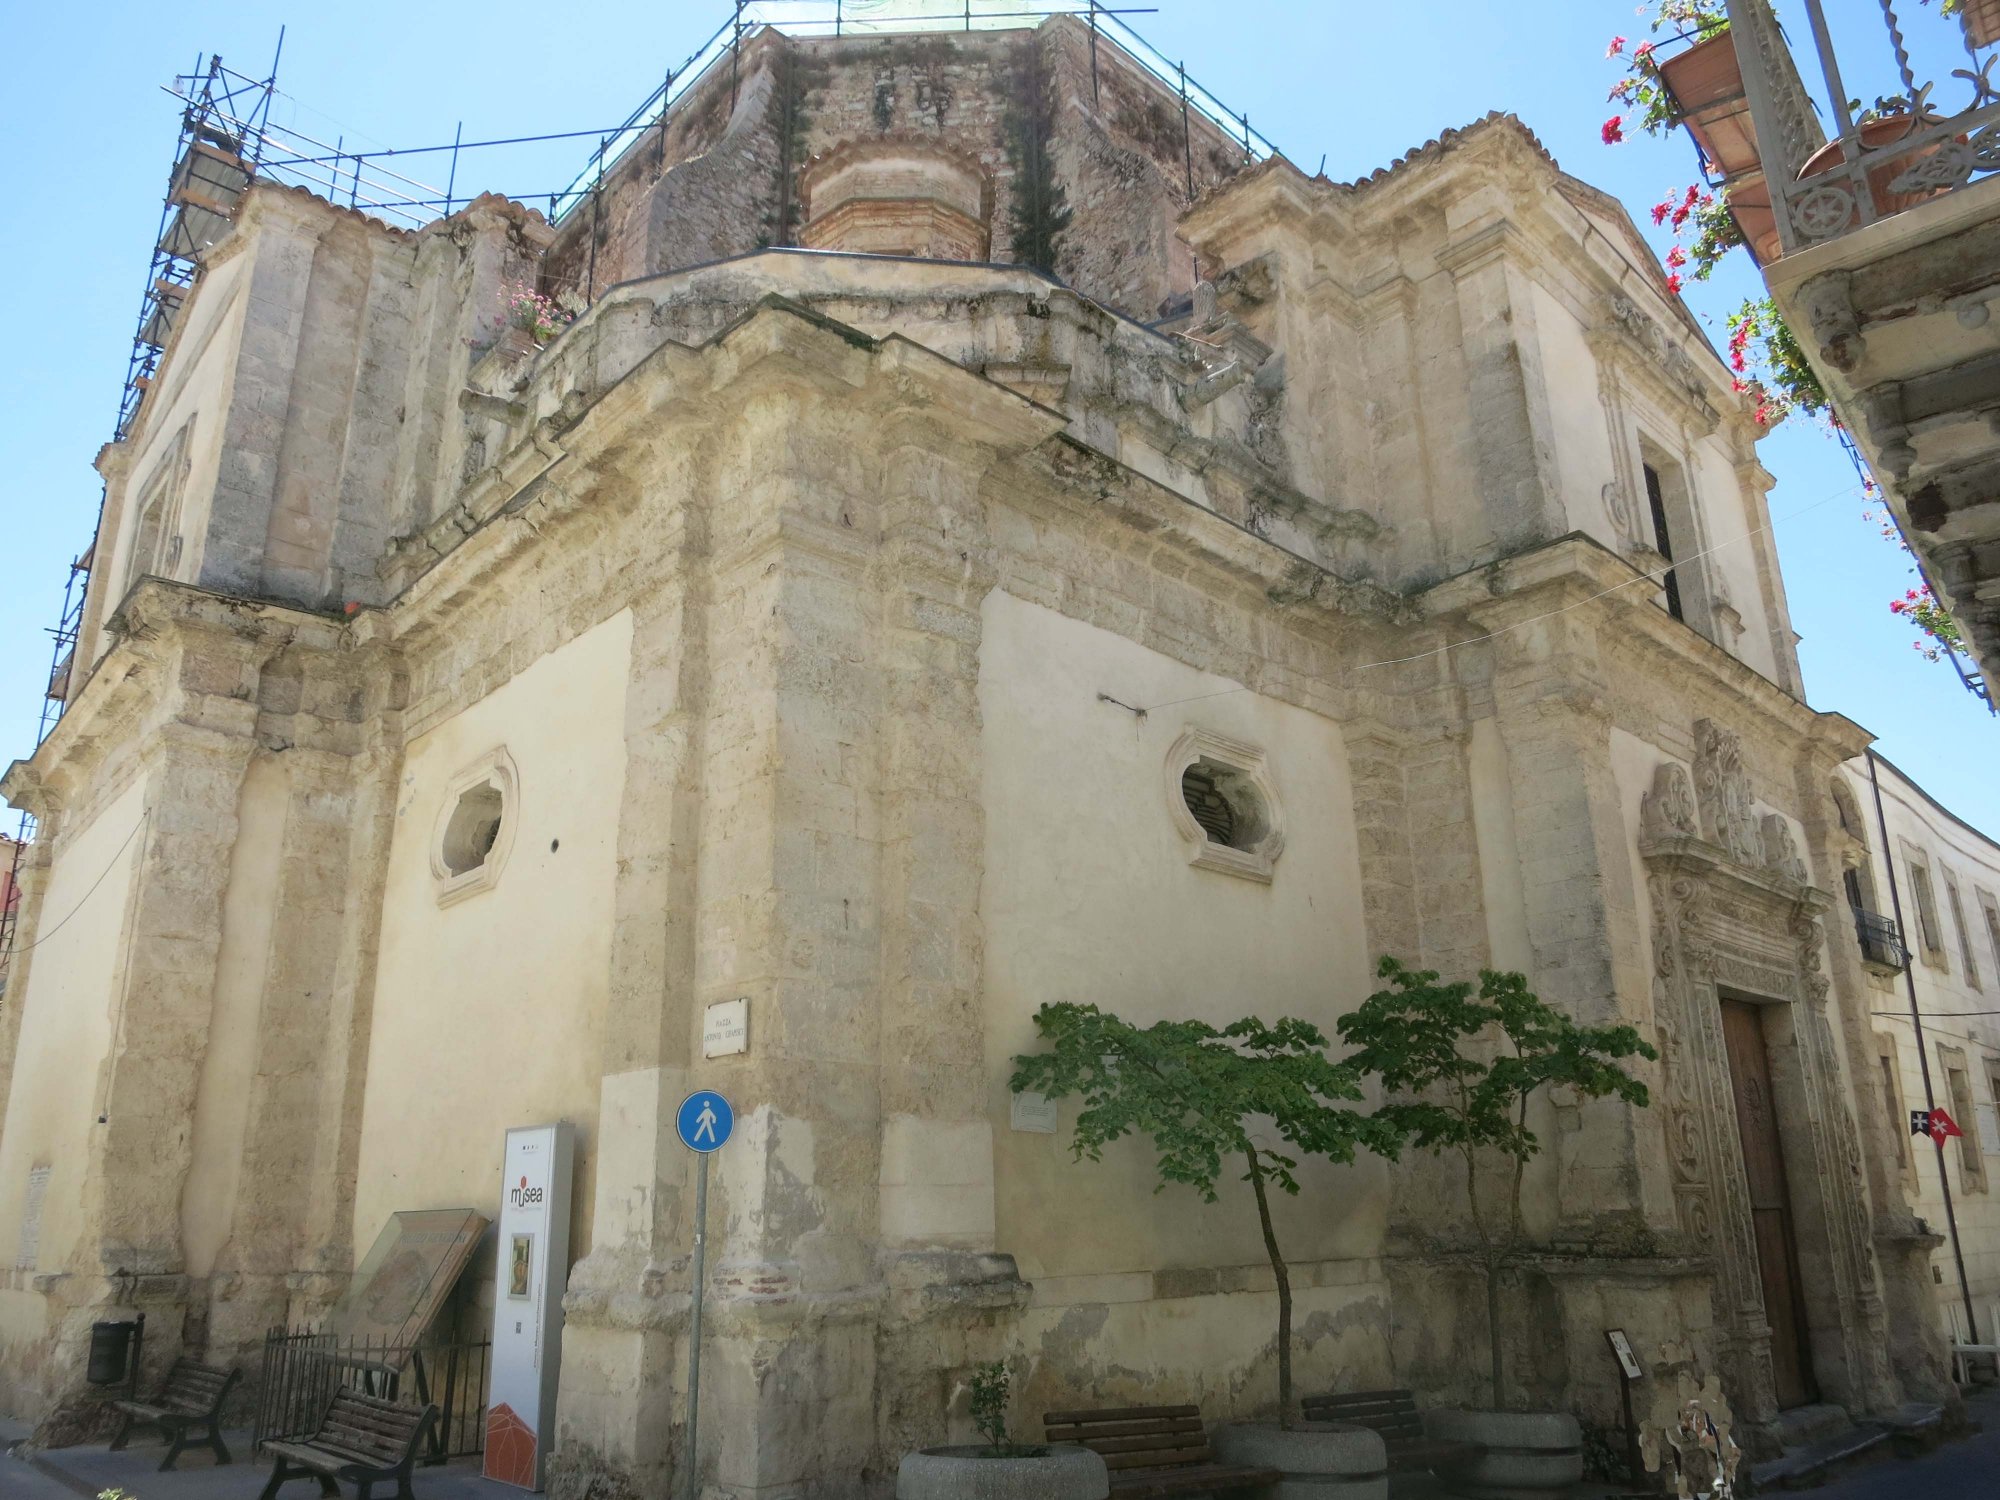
[{"left": 676, "top": 1090, "right": 733, "bottom": 1153}]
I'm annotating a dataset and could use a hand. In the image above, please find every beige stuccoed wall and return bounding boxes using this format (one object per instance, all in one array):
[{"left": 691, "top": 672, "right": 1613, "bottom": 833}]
[
  {"left": 0, "top": 780, "right": 148, "bottom": 1369},
  {"left": 1848, "top": 758, "right": 2000, "bottom": 1337},
  {"left": 1530, "top": 279, "right": 1622, "bottom": 549},
  {"left": 352, "top": 609, "right": 633, "bottom": 1283},
  {"left": 978, "top": 591, "right": 1389, "bottom": 1400}
]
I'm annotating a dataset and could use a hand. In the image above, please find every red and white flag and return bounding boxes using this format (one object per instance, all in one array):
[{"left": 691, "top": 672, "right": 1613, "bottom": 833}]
[{"left": 1912, "top": 1107, "right": 1964, "bottom": 1146}]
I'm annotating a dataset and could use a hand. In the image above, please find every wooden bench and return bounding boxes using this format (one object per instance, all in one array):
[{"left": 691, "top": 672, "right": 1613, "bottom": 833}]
[
  {"left": 258, "top": 1389, "right": 438, "bottom": 1500},
  {"left": 1044, "top": 1405, "right": 1283, "bottom": 1496},
  {"left": 109, "top": 1356, "right": 240, "bottom": 1471},
  {"left": 1300, "top": 1389, "right": 1480, "bottom": 1476}
]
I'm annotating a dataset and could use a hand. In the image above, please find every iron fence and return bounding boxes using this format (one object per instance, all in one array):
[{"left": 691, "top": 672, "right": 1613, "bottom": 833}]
[
  {"left": 1725, "top": 0, "right": 2000, "bottom": 253},
  {"left": 254, "top": 1325, "right": 491, "bottom": 1461}
]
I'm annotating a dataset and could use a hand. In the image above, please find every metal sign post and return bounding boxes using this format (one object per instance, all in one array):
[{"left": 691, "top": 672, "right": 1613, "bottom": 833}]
[{"left": 675, "top": 1090, "right": 734, "bottom": 1500}]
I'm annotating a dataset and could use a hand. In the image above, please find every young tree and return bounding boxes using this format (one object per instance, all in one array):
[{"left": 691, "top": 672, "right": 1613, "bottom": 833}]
[
  {"left": 1011, "top": 1004, "right": 1403, "bottom": 1428},
  {"left": 1337, "top": 958, "right": 1657, "bottom": 1412}
]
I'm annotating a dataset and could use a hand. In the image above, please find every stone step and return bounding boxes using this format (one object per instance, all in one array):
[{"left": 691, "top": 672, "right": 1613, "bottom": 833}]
[{"left": 1748, "top": 1421, "right": 1890, "bottom": 1490}]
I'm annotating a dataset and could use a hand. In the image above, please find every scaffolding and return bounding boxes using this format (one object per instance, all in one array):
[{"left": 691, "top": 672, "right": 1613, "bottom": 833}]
[{"left": 6, "top": 0, "right": 1276, "bottom": 968}]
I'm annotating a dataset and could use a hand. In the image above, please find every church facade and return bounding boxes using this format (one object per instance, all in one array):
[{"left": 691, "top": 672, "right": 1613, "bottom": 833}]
[{"left": 0, "top": 14, "right": 1978, "bottom": 1496}]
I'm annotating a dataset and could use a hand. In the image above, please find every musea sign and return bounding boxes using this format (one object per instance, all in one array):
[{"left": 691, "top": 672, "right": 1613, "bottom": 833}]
[{"left": 484, "top": 1123, "right": 575, "bottom": 1490}]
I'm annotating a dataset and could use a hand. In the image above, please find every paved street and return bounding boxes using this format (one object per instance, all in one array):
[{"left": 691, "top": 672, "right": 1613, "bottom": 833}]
[
  {"left": 0, "top": 1421, "right": 517, "bottom": 1499},
  {"left": 4, "top": 1391, "right": 1995, "bottom": 1498},
  {"left": 1798, "top": 1386, "right": 2000, "bottom": 1500}
]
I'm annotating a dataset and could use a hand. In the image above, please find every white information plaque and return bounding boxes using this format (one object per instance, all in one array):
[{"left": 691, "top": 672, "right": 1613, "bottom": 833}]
[
  {"left": 1009, "top": 1091, "right": 1058, "bottom": 1134},
  {"left": 704, "top": 997, "right": 750, "bottom": 1059},
  {"left": 484, "top": 1123, "right": 574, "bottom": 1490}
]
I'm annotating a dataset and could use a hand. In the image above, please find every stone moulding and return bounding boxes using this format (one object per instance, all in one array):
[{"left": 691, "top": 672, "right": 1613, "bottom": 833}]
[
  {"left": 430, "top": 746, "right": 519, "bottom": 907},
  {"left": 1163, "top": 725, "right": 1285, "bottom": 883},
  {"left": 1637, "top": 721, "right": 1894, "bottom": 1437}
]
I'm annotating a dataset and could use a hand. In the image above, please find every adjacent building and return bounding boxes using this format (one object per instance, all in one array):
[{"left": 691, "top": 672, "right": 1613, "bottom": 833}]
[
  {"left": 1833, "top": 754, "right": 2000, "bottom": 1346},
  {"left": 0, "top": 8, "right": 1992, "bottom": 1494}
]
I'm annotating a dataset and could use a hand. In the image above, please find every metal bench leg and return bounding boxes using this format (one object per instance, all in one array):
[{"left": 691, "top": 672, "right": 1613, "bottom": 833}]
[
  {"left": 354, "top": 1481, "right": 372, "bottom": 1500},
  {"left": 159, "top": 1422, "right": 189, "bottom": 1472},
  {"left": 210, "top": 1419, "right": 233, "bottom": 1466},
  {"left": 258, "top": 1456, "right": 292, "bottom": 1500},
  {"left": 108, "top": 1412, "right": 137, "bottom": 1452}
]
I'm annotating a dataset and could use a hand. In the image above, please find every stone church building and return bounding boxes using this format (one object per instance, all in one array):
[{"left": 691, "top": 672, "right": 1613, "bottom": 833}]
[{"left": 0, "top": 11, "right": 1978, "bottom": 1495}]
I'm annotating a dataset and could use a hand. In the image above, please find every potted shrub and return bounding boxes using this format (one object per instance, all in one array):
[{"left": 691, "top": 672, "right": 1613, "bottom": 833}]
[
  {"left": 1798, "top": 105, "right": 1950, "bottom": 221},
  {"left": 896, "top": 1361, "right": 1108, "bottom": 1500},
  {"left": 1011, "top": 1004, "right": 1403, "bottom": 1494},
  {"left": 1338, "top": 960, "right": 1657, "bottom": 1499}
]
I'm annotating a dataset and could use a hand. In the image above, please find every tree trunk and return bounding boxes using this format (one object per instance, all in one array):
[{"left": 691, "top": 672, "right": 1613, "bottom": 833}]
[
  {"left": 1486, "top": 1257, "right": 1504, "bottom": 1412},
  {"left": 1245, "top": 1146, "right": 1294, "bottom": 1429}
]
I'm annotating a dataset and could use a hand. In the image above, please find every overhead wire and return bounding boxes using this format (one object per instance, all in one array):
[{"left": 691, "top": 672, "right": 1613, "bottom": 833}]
[{"left": 3, "top": 810, "right": 149, "bottom": 957}]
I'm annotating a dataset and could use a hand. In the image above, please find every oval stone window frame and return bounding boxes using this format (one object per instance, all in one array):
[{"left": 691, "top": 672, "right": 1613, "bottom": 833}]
[
  {"left": 431, "top": 747, "right": 520, "bottom": 907},
  {"left": 1163, "top": 727, "right": 1285, "bottom": 883}
]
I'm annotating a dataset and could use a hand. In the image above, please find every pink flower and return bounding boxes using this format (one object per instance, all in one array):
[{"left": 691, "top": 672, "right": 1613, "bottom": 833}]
[
  {"left": 1634, "top": 40, "right": 1655, "bottom": 60},
  {"left": 1603, "top": 116, "right": 1626, "bottom": 144},
  {"left": 1607, "top": 35, "right": 1627, "bottom": 57},
  {"left": 1651, "top": 201, "right": 1672, "bottom": 225},
  {"left": 1890, "top": 600, "right": 1907, "bottom": 613},
  {"left": 1665, "top": 272, "right": 1684, "bottom": 294},
  {"left": 1665, "top": 245, "right": 1687, "bottom": 269}
]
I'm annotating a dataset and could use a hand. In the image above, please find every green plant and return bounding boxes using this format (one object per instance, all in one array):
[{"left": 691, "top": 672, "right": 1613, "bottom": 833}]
[
  {"left": 1337, "top": 959, "right": 1656, "bottom": 1412},
  {"left": 1011, "top": 1005, "right": 1403, "bottom": 1428},
  {"left": 1604, "top": 2, "right": 1731, "bottom": 142},
  {"left": 969, "top": 1360, "right": 1011, "bottom": 1455},
  {"left": 499, "top": 280, "right": 580, "bottom": 345},
  {"left": 1891, "top": 583, "right": 1966, "bottom": 660},
  {"left": 1726, "top": 296, "right": 1827, "bottom": 425}
]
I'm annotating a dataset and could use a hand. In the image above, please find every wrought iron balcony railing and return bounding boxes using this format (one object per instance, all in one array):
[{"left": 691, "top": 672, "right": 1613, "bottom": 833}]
[
  {"left": 1707, "top": 1, "right": 2000, "bottom": 259},
  {"left": 1853, "top": 906, "right": 1910, "bottom": 972}
]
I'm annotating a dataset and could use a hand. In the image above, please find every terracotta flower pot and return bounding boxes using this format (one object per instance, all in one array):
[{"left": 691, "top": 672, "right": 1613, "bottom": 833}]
[
  {"left": 1660, "top": 32, "right": 1763, "bottom": 182},
  {"left": 1799, "top": 115, "right": 1949, "bottom": 221},
  {"left": 1658, "top": 32, "right": 1743, "bottom": 120},
  {"left": 1960, "top": 0, "right": 2000, "bottom": 50}
]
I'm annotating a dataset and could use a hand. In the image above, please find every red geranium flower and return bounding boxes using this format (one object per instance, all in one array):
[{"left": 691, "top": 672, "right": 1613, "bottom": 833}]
[
  {"left": 1607, "top": 35, "right": 1627, "bottom": 57},
  {"left": 1602, "top": 116, "right": 1625, "bottom": 145},
  {"left": 1665, "top": 272, "right": 1684, "bottom": 294}
]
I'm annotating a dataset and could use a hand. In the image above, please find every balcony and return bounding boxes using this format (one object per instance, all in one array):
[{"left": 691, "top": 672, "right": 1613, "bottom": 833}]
[
  {"left": 1853, "top": 906, "right": 1910, "bottom": 974},
  {"left": 1669, "top": 2, "right": 2000, "bottom": 687}
]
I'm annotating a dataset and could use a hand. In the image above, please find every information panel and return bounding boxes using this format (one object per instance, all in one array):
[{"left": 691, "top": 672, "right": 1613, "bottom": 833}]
[{"left": 484, "top": 1123, "right": 575, "bottom": 1490}]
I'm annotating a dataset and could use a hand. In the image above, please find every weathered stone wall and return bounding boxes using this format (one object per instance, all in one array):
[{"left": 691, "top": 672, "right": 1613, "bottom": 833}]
[
  {"left": 0, "top": 27, "right": 1960, "bottom": 1494},
  {"left": 540, "top": 16, "right": 1245, "bottom": 320}
]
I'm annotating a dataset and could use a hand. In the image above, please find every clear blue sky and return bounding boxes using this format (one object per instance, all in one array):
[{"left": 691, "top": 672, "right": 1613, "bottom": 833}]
[{"left": 2, "top": 1, "right": 1992, "bottom": 835}]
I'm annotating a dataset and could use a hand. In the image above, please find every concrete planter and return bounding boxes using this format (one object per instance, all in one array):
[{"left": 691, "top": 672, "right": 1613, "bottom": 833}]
[
  {"left": 1213, "top": 1422, "right": 1389, "bottom": 1500},
  {"left": 895, "top": 1443, "right": 1108, "bottom": 1500},
  {"left": 1426, "top": 1410, "right": 1583, "bottom": 1499}
]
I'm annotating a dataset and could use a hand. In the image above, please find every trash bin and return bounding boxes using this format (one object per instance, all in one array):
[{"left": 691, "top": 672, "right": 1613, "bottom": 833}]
[{"left": 86, "top": 1319, "right": 140, "bottom": 1386}]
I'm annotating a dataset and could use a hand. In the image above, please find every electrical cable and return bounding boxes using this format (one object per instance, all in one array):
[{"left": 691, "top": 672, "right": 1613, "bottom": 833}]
[{"left": 2, "top": 811, "right": 148, "bottom": 957}]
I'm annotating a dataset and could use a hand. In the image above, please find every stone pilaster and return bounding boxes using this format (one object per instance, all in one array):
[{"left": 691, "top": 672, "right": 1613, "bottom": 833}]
[{"left": 552, "top": 459, "right": 710, "bottom": 1500}]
